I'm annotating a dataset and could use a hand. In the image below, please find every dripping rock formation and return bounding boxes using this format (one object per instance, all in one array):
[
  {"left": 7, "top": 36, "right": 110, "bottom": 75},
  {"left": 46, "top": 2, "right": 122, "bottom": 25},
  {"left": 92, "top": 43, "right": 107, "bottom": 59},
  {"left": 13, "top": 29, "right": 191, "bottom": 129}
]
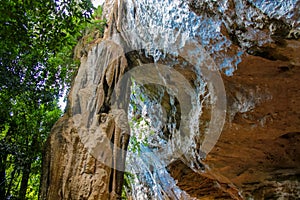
[
  {"left": 169, "top": 39, "right": 300, "bottom": 199},
  {"left": 40, "top": 0, "right": 300, "bottom": 199}
]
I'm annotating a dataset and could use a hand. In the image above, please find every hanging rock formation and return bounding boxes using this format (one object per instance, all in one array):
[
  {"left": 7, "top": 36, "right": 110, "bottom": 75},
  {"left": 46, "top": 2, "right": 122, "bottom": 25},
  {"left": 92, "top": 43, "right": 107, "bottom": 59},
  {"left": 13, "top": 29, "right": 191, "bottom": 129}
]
[
  {"left": 40, "top": 0, "right": 300, "bottom": 199},
  {"left": 169, "top": 39, "right": 300, "bottom": 199}
]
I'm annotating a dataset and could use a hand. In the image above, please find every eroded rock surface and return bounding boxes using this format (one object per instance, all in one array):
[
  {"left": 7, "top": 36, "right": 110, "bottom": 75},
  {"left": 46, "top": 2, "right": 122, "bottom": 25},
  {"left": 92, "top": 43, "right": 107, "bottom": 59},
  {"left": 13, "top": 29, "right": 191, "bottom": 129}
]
[
  {"left": 40, "top": 0, "right": 300, "bottom": 199},
  {"left": 169, "top": 40, "right": 300, "bottom": 199}
]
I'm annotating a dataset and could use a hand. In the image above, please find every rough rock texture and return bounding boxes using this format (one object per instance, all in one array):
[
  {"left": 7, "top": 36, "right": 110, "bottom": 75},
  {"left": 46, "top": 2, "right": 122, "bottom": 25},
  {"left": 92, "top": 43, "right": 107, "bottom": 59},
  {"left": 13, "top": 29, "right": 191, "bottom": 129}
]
[
  {"left": 39, "top": 15, "right": 130, "bottom": 200},
  {"left": 165, "top": 1, "right": 300, "bottom": 199},
  {"left": 40, "top": 0, "right": 300, "bottom": 199},
  {"left": 39, "top": 115, "right": 111, "bottom": 200},
  {"left": 169, "top": 40, "right": 300, "bottom": 199}
]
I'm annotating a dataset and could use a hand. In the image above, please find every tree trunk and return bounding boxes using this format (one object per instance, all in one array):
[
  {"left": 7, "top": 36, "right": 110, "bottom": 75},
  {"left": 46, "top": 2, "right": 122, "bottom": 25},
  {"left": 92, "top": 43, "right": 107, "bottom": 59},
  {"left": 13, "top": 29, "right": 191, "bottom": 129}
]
[
  {"left": 19, "top": 162, "right": 31, "bottom": 200},
  {"left": 5, "top": 168, "right": 16, "bottom": 199},
  {"left": 0, "top": 157, "right": 6, "bottom": 200}
]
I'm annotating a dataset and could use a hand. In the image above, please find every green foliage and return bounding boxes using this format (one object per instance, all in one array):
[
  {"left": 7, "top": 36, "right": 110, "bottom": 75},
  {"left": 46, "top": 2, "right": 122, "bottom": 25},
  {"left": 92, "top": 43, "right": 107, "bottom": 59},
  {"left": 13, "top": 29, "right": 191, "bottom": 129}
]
[
  {"left": 0, "top": 0, "right": 97, "bottom": 199},
  {"left": 0, "top": 0, "right": 94, "bottom": 102},
  {"left": 0, "top": 95, "right": 62, "bottom": 199},
  {"left": 79, "top": 6, "right": 107, "bottom": 45},
  {"left": 121, "top": 172, "right": 135, "bottom": 200},
  {"left": 89, "top": 5, "right": 106, "bottom": 34},
  {"left": 128, "top": 79, "right": 154, "bottom": 155},
  {"left": 122, "top": 80, "right": 157, "bottom": 199}
]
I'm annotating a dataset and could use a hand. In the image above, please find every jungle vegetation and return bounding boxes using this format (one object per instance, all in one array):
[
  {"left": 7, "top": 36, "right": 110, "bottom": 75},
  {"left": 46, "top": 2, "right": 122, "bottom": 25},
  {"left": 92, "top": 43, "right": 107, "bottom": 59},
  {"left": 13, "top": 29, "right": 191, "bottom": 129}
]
[{"left": 0, "top": 1, "right": 105, "bottom": 199}]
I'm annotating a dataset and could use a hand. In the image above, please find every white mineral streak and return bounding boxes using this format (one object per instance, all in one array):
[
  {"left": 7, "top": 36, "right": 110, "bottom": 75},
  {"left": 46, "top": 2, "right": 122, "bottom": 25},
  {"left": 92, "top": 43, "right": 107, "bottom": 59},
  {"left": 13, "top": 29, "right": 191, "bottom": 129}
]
[{"left": 70, "top": 0, "right": 298, "bottom": 199}]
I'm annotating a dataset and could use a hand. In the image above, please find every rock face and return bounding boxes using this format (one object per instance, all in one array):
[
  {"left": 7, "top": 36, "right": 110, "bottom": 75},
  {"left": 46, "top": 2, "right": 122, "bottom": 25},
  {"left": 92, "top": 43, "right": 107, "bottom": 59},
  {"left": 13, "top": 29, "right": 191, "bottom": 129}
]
[
  {"left": 168, "top": 1, "right": 300, "bottom": 198},
  {"left": 39, "top": 3, "right": 131, "bottom": 198},
  {"left": 40, "top": 0, "right": 300, "bottom": 199},
  {"left": 169, "top": 40, "right": 300, "bottom": 199},
  {"left": 39, "top": 115, "right": 112, "bottom": 199}
]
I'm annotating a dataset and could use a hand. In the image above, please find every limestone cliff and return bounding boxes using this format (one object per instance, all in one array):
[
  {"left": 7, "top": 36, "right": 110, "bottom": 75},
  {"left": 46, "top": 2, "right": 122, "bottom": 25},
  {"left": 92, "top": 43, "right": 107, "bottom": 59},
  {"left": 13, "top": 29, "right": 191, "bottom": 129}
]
[{"left": 40, "top": 0, "right": 300, "bottom": 199}]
